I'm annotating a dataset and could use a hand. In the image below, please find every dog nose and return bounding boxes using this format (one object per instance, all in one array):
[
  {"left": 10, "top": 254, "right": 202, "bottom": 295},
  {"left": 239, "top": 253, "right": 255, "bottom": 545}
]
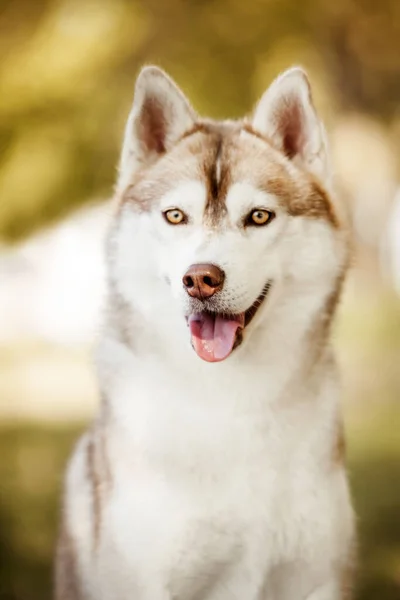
[{"left": 182, "top": 264, "right": 225, "bottom": 300}]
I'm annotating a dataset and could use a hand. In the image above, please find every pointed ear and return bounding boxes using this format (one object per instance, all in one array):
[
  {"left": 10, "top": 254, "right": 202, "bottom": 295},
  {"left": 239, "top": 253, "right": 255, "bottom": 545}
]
[
  {"left": 118, "top": 66, "right": 196, "bottom": 190},
  {"left": 252, "top": 67, "right": 330, "bottom": 182}
]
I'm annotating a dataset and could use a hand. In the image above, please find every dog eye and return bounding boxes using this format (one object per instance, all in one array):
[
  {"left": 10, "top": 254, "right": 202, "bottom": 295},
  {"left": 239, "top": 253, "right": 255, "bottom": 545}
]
[
  {"left": 163, "top": 208, "right": 187, "bottom": 225},
  {"left": 246, "top": 209, "right": 275, "bottom": 227}
]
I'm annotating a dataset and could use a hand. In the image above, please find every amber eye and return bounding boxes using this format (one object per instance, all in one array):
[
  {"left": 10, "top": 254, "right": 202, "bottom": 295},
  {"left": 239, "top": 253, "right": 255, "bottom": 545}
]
[
  {"left": 246, "top": 209, "right": 275, "bottom": 227},
  {"left": 164, "top": 208, "right": 186, "bottom": 225}
]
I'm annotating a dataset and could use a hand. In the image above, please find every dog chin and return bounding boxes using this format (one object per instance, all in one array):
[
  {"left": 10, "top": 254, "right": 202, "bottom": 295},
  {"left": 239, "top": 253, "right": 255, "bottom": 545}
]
[{"left": 186, "top": 282, "right": 271, "bottom": 363}]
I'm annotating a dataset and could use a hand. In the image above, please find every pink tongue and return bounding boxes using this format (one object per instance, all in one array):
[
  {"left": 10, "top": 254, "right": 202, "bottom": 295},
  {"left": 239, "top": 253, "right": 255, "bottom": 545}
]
[{"left": 188, "top": 313, "right": 244, "bottom": 362}]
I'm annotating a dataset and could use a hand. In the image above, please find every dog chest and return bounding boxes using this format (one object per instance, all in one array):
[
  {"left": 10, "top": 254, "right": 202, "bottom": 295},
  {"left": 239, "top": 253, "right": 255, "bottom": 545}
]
[{"left": 88, "top": 419, "right": 337, "bottom": 600}]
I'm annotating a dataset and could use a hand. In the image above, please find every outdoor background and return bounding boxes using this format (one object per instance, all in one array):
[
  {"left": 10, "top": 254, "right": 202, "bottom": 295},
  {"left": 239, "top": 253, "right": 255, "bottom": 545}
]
[{"left": 0, "top": 0, "right": 399, "bottom": 599}]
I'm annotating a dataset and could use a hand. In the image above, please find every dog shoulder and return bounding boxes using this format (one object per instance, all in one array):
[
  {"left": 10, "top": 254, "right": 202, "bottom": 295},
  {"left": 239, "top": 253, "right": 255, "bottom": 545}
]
[{"left": 54, "top": 425, "right": 112, "bottom": 598}]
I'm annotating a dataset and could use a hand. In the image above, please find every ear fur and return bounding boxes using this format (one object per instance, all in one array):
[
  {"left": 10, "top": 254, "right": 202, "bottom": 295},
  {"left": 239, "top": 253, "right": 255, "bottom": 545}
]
[
  {"left": 118, "top": 66, "right": 196, "bottom": 191},
  {"left": 252, "top": 67, "right": 330, "bottom": 183}
]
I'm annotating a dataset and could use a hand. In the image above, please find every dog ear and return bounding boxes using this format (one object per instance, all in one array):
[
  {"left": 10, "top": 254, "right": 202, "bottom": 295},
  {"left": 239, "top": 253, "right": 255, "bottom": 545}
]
[
  {"left": 118, "top": 66, "right": 196, "bottom": 190},
  {"left": 252, "top": 67, "right": 330, "bottom": 182}
]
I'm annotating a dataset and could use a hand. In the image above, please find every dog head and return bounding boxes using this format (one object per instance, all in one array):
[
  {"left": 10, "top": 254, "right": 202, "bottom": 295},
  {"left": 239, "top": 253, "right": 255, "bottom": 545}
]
[{"left": 109, "top": 67, "right": 349, "bottom": 363}]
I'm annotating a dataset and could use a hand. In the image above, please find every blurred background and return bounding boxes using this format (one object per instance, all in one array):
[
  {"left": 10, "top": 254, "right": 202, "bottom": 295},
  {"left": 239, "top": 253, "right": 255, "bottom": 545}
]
[{"left": 0, "top": 0, "right": 399, "bottom": 598}]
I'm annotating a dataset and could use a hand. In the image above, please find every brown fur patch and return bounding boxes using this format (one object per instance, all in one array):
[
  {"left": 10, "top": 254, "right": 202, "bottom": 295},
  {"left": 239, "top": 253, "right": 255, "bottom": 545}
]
[
  {"left": 86, "top": 424, "right": 112, "bottom": 552},
  {"left": 333, "top": 419, "right": 347, "bottom": 467},
  {"left": 229, "top": 127, "right": 339, "bottom": 228},
  {"left": 288, "top": 178, "right": 339, "bottom": 227},
  {"left": 119, "top": 117, "right": 339, "bottom": 229},
  {"left": 273, "top": 93, "right": 304, "bottom": 159},
  {"left": 179, "top": 121, "right": 218, "bottom": 140},
  {"left": 180, "top": 120, "right": 240, "bottom": 226},
  {"left": 304, "top": 268, "right": 349, "bottom": 369},
  {"left": 140, "top": 96, "right": 166, "bottom": 155},
  {"left": 340, "top": 540, "right": 358, "bottom": 600},
  {"left": 120, "top": 130, "right": 207, "bottom": 211},
  {"left": 54, "top": 515, "right": 81, "bottom": 600},
  {"left": 202, "top": 134, "right": 230, "bottom": 226},
  {"left": 323, "top": 269, "right": 348, "bottom": 340},
  {"left": 86, "top": 437, "right": 101, "bottom": 549},
  {"left": 241, "top": 122, "right": 273, "bottom": 144}
]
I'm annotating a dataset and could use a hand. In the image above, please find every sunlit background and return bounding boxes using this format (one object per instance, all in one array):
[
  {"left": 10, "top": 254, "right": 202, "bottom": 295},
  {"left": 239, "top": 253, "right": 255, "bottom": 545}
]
[{"left": 0, "top": 1, "right": 399, "bottom": 598}]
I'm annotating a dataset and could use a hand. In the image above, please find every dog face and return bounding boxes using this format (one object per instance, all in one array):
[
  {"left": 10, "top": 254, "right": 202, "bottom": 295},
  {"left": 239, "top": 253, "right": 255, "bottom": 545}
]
[{"left": 110, "top": 67, "right": 349, "bottom": 363}]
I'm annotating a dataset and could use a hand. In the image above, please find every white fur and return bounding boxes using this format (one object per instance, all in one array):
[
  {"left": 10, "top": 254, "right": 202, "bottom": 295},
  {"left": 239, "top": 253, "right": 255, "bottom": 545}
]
[{"left": 59, "top": 67, "right": 354, "bottom": 600}]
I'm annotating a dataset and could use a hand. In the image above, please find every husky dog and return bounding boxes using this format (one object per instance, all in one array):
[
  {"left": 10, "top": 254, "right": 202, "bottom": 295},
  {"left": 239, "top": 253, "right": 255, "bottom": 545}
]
[{"left": 55, "top": 66, "right": 355, "bottom": 600}]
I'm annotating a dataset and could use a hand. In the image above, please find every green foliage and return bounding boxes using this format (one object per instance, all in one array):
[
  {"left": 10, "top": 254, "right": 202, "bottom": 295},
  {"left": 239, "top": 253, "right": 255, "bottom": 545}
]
[
  {"left": 0, "top": 0, "right": 399, "bottom": 241},
  {"left": 348, "top": 409, "right": 400, "bottom": 600},
  {"left": 0, "top": 424, "right": 83, "bottom": 600}
]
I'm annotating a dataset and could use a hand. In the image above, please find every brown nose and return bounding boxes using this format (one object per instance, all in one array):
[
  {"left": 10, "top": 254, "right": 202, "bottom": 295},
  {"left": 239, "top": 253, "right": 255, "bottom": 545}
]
[{"left": 182, "top": 263, "right": 225, "bottom": 300}]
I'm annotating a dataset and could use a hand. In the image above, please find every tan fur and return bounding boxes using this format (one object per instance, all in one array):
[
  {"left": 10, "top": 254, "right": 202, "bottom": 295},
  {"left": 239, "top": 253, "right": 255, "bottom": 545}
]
[
  {"left": 54, "top": 515, "right": 81, "bottom": 600},
  {"left": 340, "top": 541, "right": 358, "bottom": 600},
  {"left": 119, "top": 120, "right": 339, "bottom": 230},
  {"left": 86, "top": 437, "right": 102, "bottom": 549},
  {"left": 333, "top": 419, "right": 346, "bottom": 468},
  {"left": 229, "top": 126, "right": 339, "bottom": 227},
  {"left": 201, "top": 131, "right": 230, "bottom": 227},
  {"left": 87, "top": 421, "right": 112, "bottom": 551}
]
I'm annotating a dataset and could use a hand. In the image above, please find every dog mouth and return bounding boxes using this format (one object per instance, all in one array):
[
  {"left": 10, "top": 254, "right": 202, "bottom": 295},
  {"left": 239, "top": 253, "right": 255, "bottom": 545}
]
[{"left": 187, "top": 282, "right": 271, "bottom": 363}]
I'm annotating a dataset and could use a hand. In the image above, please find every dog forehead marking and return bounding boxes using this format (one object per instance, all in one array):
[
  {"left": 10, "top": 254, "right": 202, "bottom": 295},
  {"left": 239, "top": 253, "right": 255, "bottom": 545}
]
[
  {"left": 121, "top": 120, "right": 338, "bottom": 228},
  {"left": 202, "top": 132, "right": 230, "bottom": 227},
  {"left": 204, "top": 125, "right": 338, "bottom": 228}
]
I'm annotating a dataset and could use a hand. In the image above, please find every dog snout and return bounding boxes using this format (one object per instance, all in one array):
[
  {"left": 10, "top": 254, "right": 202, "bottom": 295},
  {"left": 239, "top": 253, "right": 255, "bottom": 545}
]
[{"left": 182, "top": 264, "right": 225, "bottom": 300}]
